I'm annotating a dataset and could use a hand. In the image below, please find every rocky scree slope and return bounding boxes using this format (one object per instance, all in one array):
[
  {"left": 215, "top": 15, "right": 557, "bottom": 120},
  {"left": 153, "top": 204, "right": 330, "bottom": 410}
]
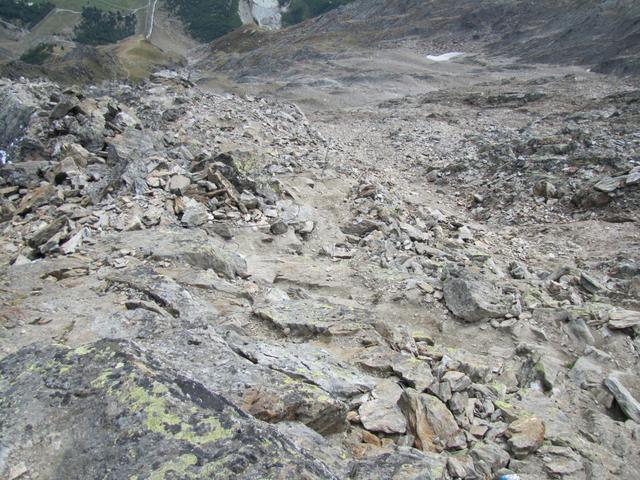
[{"left": 0, "top": 72, "right": 639, "bottom": 479}]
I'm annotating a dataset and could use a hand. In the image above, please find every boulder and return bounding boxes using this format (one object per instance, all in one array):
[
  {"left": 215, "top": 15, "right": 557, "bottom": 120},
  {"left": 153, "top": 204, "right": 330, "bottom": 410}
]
[
  {"left": 443, "top": 269, "right": 509, "bottom": 322},
  {"left": 398, "top": 389, "right": 465, "bottom": 452},
  {"left": 358, "top": 380, "right": 407, "bottom": 434},
  {"left": 0, "top": 340, "right": 340, "bottom": 479},
  {"left": 506, "top": 416, "right": 545, "bottom": 458}
]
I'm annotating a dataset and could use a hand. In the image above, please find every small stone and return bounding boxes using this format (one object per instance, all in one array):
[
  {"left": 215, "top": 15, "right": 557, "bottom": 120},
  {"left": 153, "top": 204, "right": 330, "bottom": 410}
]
[
  {"left": 361, "top": 430, "right": 381, "bottom": 447},
  {"left": 270, "top": 219, "right": 288, "bottom": 235},
  {"left": 181, "top": 198, "right": 208, "bottom": 227},
  {"left": 168, "top": 174, "right": 191, "bottom": 195}
]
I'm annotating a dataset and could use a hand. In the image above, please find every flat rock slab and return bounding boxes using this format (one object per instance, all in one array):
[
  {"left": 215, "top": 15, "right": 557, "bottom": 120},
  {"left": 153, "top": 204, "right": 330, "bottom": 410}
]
[
  {"left": 355, "top": 346, "right": 435, "bottom": 392},
  {"left": 108, "top": 229, "right": 248, "bottom": 278},
  {"left": 608, "top": 308, "right": 640, "bottom": 330},
  {"left": 0, "top": 340, "right": 339, "bottom": 479},
  {"left": 254, "top": 300, "right": 372, "bottom": 338},
  {"left": 351, "top": 447, "right": 447, "bottom": 480},
  {"left": 227, "top": 334, "right": 376, "bottom": 399}
]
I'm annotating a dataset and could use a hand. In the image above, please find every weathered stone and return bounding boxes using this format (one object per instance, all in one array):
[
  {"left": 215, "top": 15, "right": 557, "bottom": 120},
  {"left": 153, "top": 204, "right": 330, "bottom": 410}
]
[
  {"left": 447, "top": 454, "right": 476, "bottom": 479},
  {"left": 49, "top": 97, "right": 82, "bottom": 120},
  {"left": 358, "top": 380, "right": 407, "bottom": 434},
  {"left": 569, "top": 357, "right": 604, "bottom": 389},
  {"left": 540, "top": 445, "right": 584, "bottom": 477},
  {"left": 469, "top": 441, "right": 510, "bottom": 474},
  {"left": 580, "top": 272, "right": 605, "bottom": 294},
  {"left": 227, "top": 334, "right": 376, "bottom": 400},
  {"left": 270, "top": 219, "right": 289, "bottom": 235},
  {"left": 27, "top": 216, "right": 68, "bottom": 249},
  {"left": 608, "top": 308, "right": 640, "bottom": 330},
  {"left": 594, "top": 175, "right": 626, "bottom": 192},
  {"left": 373, "top": 320, "right": 417, "bottom": 355},
  {"left": 441, "top": 371, "right": 472, "bottom": 393},
  {"left": 127, "top": 229, "right": 247, "bottom": 278},
  {"left": 15, "top": 184, "right": 55, "bottom": 215},
  {"left": 400, "top": 222, "right": 428, "bottom": 242},
  {"left": 533, "top": 179, "right": 558, "bottom": 199},
  {"left": 604, "top": 376, "right": 640, "bottom": 423},
  {"left": 506, "top": 416, "right": 545, "bottom": 458},
  {"left": 168, "top": 174, "right": 191, "bottom": 195},
  {"left": 341, "top": 218, "right": 381, "bottom": 237},
  {"left": 255, "top": 300, "right": 368, "bottom": 338},
  {"left": 181, "top": 197, "right": 208, "bottom": 227},
  {"left": 398, "top": 389, "right": 464, "bottom": 452},
  {"left": 443, "top": 269, "right": 509, "bottom": 322},
  {"left": 351, "top": 447, "right": 447, "bottom": 480}
]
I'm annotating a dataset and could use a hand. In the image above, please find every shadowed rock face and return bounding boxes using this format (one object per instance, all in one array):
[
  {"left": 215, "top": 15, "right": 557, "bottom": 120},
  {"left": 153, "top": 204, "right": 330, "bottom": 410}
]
[{"left": 0, "top": 340, "right": 339, "bottom": 480}]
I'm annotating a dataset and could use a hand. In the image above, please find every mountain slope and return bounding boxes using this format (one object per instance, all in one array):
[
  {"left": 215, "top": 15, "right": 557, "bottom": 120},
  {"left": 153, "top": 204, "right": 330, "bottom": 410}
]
[{"left": 201, "top": 0, "right": 640, "bottom": 76}]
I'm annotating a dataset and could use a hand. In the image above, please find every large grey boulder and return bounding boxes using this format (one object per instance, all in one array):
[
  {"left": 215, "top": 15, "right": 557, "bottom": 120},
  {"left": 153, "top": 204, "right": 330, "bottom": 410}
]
[{"left": 443, "top": 269, "right": 510, "bottom": 322}]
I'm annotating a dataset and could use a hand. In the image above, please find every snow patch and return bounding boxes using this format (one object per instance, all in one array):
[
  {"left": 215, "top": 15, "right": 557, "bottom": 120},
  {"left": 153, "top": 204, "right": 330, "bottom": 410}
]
[
  {"left": 239, "top": 0, "right": 282, "bottom": 29},
  {"left": 0, "top": 150, "right": 7, "bottom": 165},
  {"left": 426, "top": 52, "right": 465, "bottom": 62}
]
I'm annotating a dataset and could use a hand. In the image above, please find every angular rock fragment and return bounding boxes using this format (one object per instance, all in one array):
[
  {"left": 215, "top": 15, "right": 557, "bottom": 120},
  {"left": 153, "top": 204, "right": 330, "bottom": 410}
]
[
  {"left": 399, "top": 389, "right": 465, "bottom": 452},
  {"left": 358, "top": 380, "right": 407, "bottom": 434},
  {"left": 604, "top": 376, "right": 640, "bottom": 423},
  {"left": 608, "top": 308, "right": 640, "bottom": 330}
]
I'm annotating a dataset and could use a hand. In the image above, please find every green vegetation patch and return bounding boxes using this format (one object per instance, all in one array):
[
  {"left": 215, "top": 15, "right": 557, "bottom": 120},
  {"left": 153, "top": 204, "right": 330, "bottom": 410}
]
[
  {"left": 0, "top": 0, "right": 55, "bottom": 27},
  {"left": 165, "top": 0, "right": 241, "bottom": 43},
  {"left": 73, "top": 6, "right": 135, "bottom": 44},
  {"left": 19, "top": 43, "right": 54, "bottom": 64},
  {"left": 282, "top": 0, "right": 353, "bottom": 26}
]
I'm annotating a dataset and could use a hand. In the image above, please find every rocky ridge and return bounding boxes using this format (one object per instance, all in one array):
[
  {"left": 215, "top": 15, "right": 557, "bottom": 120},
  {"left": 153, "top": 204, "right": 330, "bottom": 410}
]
[{"left": 0, "top": 66, "right": 639, "bottom": 480}]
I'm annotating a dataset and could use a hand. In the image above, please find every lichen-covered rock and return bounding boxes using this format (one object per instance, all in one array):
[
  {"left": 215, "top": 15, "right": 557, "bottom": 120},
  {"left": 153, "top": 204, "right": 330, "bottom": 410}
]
[{"left": 0, "top": 340, "right": 340, "bottom": 479}]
